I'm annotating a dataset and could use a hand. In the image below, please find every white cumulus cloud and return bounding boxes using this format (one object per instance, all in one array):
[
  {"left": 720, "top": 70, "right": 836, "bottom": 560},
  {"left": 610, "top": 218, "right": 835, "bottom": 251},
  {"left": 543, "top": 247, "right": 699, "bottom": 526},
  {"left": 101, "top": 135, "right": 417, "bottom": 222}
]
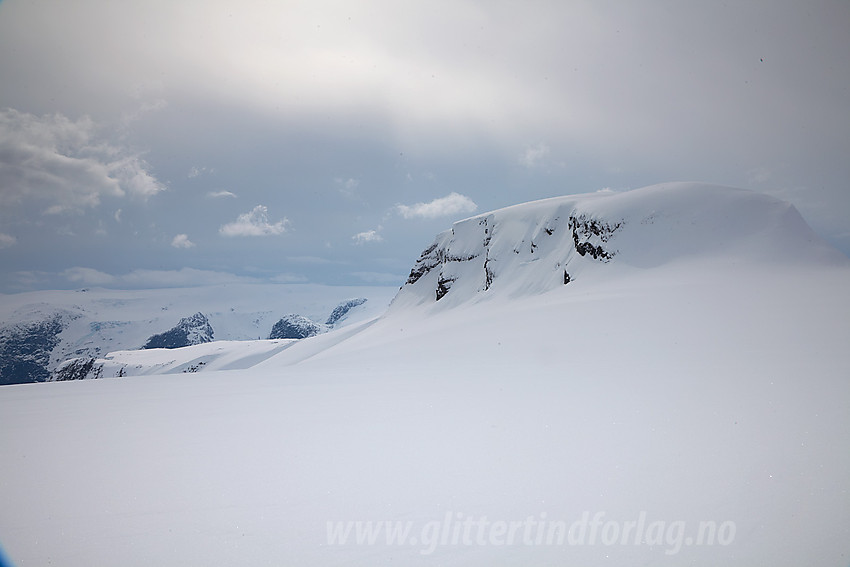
[
  {"left": 351, "top": 229, "right": 383, "bottom": 244},
  {"left": 396, "top": 192, "right": 478, "bottom": 219},
  {"left": 0, "top": 108, "right": 166, "bottom": 214},
  {"left": 171, "top": 234, "right": 196, "bottom": 249},
  {"left": 219, "top": 205, "right": 289, "bottom": 237}
]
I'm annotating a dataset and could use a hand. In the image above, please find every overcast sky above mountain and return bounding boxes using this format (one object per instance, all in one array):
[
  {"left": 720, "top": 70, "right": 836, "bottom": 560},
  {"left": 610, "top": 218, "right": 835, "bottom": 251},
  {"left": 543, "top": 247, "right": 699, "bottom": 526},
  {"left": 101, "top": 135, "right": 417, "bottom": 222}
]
[{"left": 0, "top": 0, "right": 848, "bottom": 292}]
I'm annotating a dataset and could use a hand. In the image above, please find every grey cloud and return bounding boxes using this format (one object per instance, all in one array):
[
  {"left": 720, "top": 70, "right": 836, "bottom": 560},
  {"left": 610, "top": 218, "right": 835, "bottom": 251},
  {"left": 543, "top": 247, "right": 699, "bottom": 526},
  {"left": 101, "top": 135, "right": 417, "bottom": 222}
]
[
  {"left": 3, "top": 2, "right": 848, "bottom": 154},
  {"left": 62, "top": 267, "right": 261, "bottom": 288},
  {"left": 0, "top": 0, "right": 847, "bottom": 292},
  {"left": 61, "top": 267, "right": 117, "bottom": 286},
  {"left": 0, "top": 233, "right": 17, "bottom": 248},
  {"left": 0, "top": 109, "right": 166, "bottom": 214},
  {"left": 520, "top": 143, "right": 551, "bottom": 169}
]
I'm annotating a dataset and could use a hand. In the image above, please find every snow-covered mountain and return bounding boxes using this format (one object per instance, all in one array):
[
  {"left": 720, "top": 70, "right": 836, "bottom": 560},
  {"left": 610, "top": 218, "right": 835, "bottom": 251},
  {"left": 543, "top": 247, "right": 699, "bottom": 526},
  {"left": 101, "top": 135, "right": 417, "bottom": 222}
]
[
  {"left": 142, "top": 312, "right": 215, "bottom": 349},
  {"left": 0, "top": 285, "right": 394, "bottom": 385},
  {"left": 0, "top": 312, "right": 68, "bottom": 384},
  {"left": 1, "top": 183, "right": 848, "bottom": 567},
  {"left": 269, "top": 313, "right": 326, "bottom": 339},
  {"left": 325, "top": 297, "right": 368, "bottom": 325},
  {"left": 393, "top": 182, "right": 843, "bottom": 309}
]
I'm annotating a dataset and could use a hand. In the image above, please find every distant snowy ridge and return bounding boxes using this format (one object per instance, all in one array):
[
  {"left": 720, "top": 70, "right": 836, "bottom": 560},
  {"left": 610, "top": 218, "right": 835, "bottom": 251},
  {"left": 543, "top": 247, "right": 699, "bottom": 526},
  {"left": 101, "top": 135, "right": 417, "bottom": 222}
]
[
  {"left": 49, "top": 296, "right": 378, "bottom": 381},
  {"left": 55, "top": 339, "right": 297, "bottom": 380},
  {"left": 393, "top": 182, "right": 845, "bottom": 309},
  {"left": 0, "top": 286, "right": 393, "bottom": 385}
]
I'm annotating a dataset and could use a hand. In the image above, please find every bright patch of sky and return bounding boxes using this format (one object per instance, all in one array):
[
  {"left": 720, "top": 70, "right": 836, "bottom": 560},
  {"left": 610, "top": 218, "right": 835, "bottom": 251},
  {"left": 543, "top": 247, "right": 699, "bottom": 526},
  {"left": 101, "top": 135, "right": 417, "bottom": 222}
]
[{"left": 0, "top": 0, "right": 848, "bottom": 292}]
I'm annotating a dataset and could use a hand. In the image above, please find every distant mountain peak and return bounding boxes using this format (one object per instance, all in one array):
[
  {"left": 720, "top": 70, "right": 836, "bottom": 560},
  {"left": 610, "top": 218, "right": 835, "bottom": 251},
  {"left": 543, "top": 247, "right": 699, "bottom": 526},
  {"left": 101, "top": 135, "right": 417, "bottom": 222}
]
[
  {"left": 268, "top": 314, "right": 324, "bottom": 340},
  {"left": 143, "top": 312, "right": 214, "bottom": 349},
  {"left": 326, "top": 298, "right": 368, "bottom": 326}
]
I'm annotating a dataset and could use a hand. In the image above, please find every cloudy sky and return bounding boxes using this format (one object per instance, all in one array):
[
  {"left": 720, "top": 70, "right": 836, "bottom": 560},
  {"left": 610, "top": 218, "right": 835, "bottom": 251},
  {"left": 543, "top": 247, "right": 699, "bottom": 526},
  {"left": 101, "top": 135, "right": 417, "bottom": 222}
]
[{"left": 1, "top": 0, "right": 848, "bottom": 292}]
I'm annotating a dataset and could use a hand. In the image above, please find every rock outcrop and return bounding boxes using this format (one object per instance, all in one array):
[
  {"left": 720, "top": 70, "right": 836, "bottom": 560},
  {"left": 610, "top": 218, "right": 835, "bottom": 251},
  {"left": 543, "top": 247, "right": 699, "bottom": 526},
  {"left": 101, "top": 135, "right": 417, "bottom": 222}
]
[{"left": 143, "top": 312, "right": 214, "bottom": 349}]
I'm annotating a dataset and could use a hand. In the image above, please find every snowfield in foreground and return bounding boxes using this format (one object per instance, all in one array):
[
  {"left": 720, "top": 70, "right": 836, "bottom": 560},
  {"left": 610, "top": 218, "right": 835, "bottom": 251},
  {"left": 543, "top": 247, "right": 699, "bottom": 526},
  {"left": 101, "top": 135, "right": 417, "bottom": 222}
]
[{"left": 1, "top": 183, "right": 848, "bottom": 566}]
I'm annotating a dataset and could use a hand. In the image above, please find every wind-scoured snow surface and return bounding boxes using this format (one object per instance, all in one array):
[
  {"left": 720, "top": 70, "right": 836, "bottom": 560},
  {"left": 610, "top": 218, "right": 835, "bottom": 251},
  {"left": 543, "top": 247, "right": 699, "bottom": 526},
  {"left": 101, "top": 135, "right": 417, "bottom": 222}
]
[{"left": 1, "top": 183, "right": 849, "bottom": 566}]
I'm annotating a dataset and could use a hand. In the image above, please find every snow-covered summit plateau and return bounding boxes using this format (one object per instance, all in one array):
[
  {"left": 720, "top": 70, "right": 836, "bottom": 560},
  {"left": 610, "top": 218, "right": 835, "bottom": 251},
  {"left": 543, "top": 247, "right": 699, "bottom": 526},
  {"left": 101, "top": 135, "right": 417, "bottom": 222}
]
[
  {"left": 394, "top": 182, "right": 844, "bottom": 309},
  {"left": 1, "top": 183, "right": 849, "bottom": 567}
]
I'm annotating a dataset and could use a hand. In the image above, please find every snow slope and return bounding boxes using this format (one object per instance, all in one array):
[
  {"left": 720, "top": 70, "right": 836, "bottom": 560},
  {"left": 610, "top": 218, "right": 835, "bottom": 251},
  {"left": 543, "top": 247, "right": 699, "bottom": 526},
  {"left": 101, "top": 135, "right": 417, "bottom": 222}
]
[
  {"left": 65, "top": 339, "right": 298, "bottom": 378},
  {"left": 1, "top": 183, "right": 848, "bottom": 566}
]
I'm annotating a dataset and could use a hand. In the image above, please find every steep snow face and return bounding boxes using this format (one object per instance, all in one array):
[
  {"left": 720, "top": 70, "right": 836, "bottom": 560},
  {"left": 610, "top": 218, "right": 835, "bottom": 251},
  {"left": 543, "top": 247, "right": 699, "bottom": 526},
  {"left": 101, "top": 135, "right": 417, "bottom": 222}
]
[{"left": 393, "top": 183, "right": 845, "bottom": 309}]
